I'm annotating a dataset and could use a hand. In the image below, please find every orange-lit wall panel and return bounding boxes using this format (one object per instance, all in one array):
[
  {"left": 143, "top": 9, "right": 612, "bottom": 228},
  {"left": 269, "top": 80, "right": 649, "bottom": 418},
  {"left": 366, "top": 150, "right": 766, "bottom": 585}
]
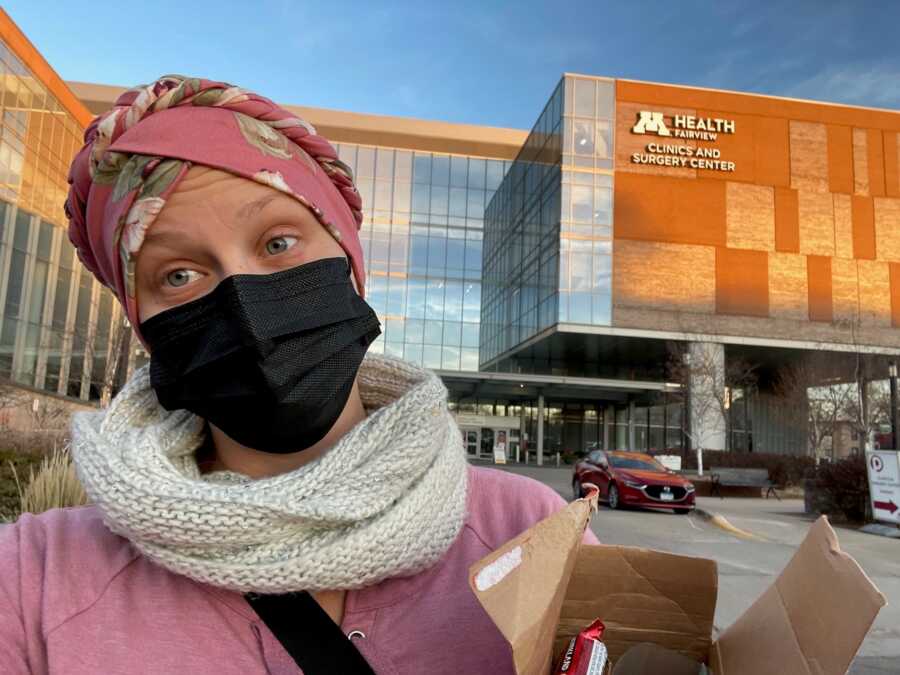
[
  {"left": 851, "top": 195, "right": 877, "bottom": 260},
  {"left": 715, "top": 248, "right": 769, "bottom": 317},
  {"left": 867, "top": 129, "right": 886, "bottom": 197},
  {"left": 806, "top": 256, "right": 833, "bottom": 322},
  {"left": 614, "top": 173, "right": 726, "bottom": 247},
  {"left": 754, "top": 116, "right": 791, "bottom": 188},
  {"left": 826, "top": 125, "right": 853, "bottom": 194},
  {"left": 612, "top": 79, "right": 898, "bottom": 344},
  {"left": 884, "top": 131, "right": 900, "bottom": 198},
  {"left": 891, "top": 262, "right": 900, "bottom": 328},
  {"left": 774, "top": 187, "right": 800, "bottom": 253}
]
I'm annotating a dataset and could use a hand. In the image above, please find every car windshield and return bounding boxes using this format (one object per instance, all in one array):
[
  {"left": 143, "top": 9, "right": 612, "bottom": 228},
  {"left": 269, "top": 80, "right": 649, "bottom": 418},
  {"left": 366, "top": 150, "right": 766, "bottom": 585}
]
[{"left": 608, "top": 456, "right": 665, "bottom": 472}]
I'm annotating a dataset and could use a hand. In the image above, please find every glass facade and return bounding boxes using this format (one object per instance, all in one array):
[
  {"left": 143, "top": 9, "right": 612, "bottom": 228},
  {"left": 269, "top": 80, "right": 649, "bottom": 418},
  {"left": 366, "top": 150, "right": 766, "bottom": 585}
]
[
  {"left": 335, "top": 142, "right": 509, "bottom": 372},
  {"left": 0, "top": 36, "right": 127, "bottom": 402},
  {"left": 446, "top": 394, "right": 687, "bottom": 456},
  {"left": 481, "top": 75, "right": 615, "bottom": 367}
]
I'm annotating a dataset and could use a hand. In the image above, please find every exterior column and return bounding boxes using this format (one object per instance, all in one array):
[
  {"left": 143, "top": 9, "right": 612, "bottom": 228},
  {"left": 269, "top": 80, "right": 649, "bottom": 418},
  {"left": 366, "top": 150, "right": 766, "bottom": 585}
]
[
  {"left": 602, "top": 407, "right": 610, "bottom": 450},
  {"left": 78, "top": 279, "right": 101, "bottom": 400},
  {"left": 688, "top": 342, "right": 727, "bottom": 475},
  {"left": 34, "top": 227, "right": 62, "bottom": 390},
  {"left": 11, "top": 210, "right": 37, "bottom": 383},
  {"left": 537, "top": 393, "right": 545, "bottom": 466},
  {"left": 519, "top": 403, "right": 527, "bottom": 460},
  {"left": 627, "top": 400, "right": 636, "bottom": 450}
]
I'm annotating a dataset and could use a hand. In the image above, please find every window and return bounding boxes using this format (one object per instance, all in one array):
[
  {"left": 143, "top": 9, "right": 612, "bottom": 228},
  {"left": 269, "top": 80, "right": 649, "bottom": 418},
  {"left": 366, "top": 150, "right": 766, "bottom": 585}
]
[
  {"left": 572, "top": 78, "right": 595, "bottom": 117},
  {"left": 450, "top": 156, "right": 467, "bottom": 187},
  {"left": 609, "top": 455, "right": 666, "bottom": 472},
  {"left": 413, "top": 153, "right": 431, "bottom": 184},
  {"left": 573, "top": 120, "right": 594, "bottom": 156},
  {"left": 375, "top": 148, "right": 394, "bottom": 181},
  {"left": 467, "top": 159, "right": 485, "bottom": 190},
  {"left": 595, "top": 121, "right": 612, "bottom": 159},
  {"left": 431, "top": 156, "right": 449, "bottom": 186},
  {"left": 356, "top": 147, "right": 375, "bottom": 178}
]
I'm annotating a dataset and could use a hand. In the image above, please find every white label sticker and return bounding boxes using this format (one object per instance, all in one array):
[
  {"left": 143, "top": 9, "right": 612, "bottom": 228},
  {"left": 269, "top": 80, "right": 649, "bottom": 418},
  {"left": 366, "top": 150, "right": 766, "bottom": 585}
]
[
  {"left": 586, "top": 641, "right": 608, "bottom": 675},
  {"left": 474, "top": 545, "right": 523, "bottom": 591}
]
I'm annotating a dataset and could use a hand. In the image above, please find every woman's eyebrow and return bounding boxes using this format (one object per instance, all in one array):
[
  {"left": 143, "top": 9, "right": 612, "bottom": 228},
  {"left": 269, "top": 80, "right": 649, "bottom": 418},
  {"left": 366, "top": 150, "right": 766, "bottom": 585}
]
[
  {"left": 236, "top": 193, "right": 281, "bottom": 220},
  {"left": 141, "top": 228, "right": 201, "bottom": 251}
]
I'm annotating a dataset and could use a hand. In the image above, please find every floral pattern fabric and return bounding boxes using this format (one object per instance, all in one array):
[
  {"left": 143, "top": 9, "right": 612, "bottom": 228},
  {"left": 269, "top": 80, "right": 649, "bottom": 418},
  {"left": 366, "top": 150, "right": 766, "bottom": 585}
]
[{"left": 65, "top": 75, "right": 366, "bottom": 344}]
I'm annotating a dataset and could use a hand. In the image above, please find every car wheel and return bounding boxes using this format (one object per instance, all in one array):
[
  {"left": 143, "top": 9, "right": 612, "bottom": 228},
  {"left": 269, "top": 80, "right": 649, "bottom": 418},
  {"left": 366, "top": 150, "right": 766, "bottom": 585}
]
[
  {"left": 675, "top": 508, "right": 691, "bottom": 515},
  {"left": 572, "top": 479, "right": 584, "bottom": 500},
  {"left": 607, "top": 483, "right": 620, "bottom": 510}
]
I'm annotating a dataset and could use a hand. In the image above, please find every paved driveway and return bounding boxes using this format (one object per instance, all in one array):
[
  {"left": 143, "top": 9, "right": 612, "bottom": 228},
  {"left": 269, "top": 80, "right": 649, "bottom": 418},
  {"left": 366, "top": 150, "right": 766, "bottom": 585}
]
[{"left": 488, "top": 462, "right": 900, "bottom": 674}]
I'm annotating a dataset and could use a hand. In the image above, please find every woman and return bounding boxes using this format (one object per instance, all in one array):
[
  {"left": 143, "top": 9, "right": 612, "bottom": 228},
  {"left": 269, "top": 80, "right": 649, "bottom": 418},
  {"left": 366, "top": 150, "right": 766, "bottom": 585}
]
[{"left": 0, "top": 75, "right": 596, "bottom": 674}]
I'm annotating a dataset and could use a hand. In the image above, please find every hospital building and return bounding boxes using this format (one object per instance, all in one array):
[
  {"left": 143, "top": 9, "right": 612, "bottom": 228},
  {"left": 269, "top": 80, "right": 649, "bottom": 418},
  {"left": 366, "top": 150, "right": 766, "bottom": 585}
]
[{"left": 1, "top": 9, "right": 898, "bottom": 461}]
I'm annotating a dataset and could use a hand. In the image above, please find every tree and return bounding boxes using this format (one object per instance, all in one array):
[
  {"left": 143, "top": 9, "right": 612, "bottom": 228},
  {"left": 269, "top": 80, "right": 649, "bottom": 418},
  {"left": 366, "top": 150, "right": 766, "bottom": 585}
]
[
  {"left": 666, "top": 342, "right": 756, "bottom": 475},
  {"left": 775, "top": 353, "right": 855, "bottom": 459},
  {"left": 775, "top": 349, "right": 893, "bottom": 459},
  {"left": 843, "top": 363, "right": 892, "bottom": 450},
  {"left": 65, "top": 296, "right": 134, "bottom": 406},
  {"left": 838, "top": 319, "right": 893, "bottom": 452}
]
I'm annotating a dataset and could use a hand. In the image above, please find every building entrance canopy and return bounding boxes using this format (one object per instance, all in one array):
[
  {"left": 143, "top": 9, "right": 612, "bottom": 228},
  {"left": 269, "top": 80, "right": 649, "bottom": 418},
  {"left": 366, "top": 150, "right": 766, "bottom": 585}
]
[{"left": 436, "top": 367, "right": 674, "bottom": 406}]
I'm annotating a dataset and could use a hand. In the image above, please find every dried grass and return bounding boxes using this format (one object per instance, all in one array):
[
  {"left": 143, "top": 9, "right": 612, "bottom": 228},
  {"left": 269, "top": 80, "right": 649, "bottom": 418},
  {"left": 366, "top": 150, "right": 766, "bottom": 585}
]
[{"left": 7, "top": 443, "right": 89, "bottom": 516}]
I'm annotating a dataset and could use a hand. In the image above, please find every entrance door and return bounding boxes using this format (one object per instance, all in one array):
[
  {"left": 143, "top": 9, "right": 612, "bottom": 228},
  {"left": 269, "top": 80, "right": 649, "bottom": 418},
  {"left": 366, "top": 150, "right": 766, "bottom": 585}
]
[
  {"left": 508, "top": 428, "right": 520, "bottom": 461},
  {"left": 462, "top": 428, "right": 480, "bottom": 457},
  {"left": 480, "top": 428, "right": 495, "bottom": 459}
]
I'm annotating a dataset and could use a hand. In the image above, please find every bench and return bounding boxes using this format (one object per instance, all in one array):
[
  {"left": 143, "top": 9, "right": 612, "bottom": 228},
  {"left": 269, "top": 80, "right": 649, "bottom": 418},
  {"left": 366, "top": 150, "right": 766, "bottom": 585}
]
[{"left": 710, "top": 467, "right": 780, "bottom": 500}]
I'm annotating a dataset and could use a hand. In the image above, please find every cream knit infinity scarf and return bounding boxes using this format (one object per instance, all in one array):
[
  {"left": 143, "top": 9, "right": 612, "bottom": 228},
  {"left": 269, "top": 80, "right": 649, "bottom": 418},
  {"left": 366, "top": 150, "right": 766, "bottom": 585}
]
[{"left": 70, "top": 353, "right": 469, "bottom": 594}]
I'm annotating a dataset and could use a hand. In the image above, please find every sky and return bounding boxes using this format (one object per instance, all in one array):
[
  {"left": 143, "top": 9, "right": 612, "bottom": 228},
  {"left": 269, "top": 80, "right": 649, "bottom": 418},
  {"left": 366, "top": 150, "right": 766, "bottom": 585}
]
[{"left": 7, "top": 1, "right": 900, "bottom": 130}]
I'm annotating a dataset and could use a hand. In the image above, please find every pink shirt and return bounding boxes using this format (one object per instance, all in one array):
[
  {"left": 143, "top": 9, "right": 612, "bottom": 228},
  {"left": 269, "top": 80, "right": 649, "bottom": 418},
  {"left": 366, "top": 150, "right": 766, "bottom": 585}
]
[{"left": 0, "top": 466, "right": 598, "bottom": 674}]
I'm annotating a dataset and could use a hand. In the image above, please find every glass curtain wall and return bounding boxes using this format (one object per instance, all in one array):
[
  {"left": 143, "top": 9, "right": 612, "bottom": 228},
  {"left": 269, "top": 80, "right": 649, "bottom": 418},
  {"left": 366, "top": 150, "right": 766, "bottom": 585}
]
[
  {"left": 335, "top": 142, "right": 508, "bottom": 372},
  {"left": 0, "top": 36, "right": 123, "bottom": 402},
  {"left": 447, "top": 395, "right": 687, "bottom": 455},
  {"left": 481, "top": 79, "right": 564, "bottom": 366},
  {"left": 559, "top": 75, "right": 615, "bottom": 326},
  {"left": 481, "top": 74, "right": 615, "bottom": 368}
]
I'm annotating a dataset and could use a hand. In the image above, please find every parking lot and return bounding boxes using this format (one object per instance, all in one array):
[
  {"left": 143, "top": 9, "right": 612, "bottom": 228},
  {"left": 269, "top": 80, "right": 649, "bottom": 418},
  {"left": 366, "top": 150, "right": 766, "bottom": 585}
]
[{"left": 494, "top": 463, "right": 900, "bottom": 675}]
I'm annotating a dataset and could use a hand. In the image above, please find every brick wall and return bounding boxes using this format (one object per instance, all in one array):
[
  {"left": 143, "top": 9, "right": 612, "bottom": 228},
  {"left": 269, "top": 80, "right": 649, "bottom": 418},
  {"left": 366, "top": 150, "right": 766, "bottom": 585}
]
[{"left": 612, "top": 80, "right": 900, "bottom": 347}]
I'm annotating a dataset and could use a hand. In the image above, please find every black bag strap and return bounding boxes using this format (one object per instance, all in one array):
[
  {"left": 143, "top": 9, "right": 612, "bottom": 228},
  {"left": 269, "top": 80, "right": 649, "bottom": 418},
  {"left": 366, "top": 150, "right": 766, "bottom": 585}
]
[{"left": 245, "top": 591, "right": 376, "bottom": 674}]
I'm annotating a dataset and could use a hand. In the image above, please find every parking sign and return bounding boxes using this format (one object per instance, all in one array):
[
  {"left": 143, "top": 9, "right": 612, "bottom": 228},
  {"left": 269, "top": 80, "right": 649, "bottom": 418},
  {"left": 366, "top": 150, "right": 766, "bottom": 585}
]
[{"left": 866, "top": 451, "right": 900, "bottom": 524}]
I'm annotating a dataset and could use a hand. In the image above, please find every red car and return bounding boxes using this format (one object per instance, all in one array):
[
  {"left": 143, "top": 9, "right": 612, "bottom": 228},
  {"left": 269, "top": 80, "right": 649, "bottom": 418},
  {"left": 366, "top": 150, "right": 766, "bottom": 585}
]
[{"left": 573, "top": 450, "right": 695, "bottom": 514}]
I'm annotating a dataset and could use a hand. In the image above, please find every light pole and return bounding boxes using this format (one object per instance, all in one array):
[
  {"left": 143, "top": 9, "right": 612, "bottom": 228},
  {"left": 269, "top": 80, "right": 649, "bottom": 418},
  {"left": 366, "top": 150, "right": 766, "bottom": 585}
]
[{"left": 889, "top": 361, "right": 898, "bottom": 451}]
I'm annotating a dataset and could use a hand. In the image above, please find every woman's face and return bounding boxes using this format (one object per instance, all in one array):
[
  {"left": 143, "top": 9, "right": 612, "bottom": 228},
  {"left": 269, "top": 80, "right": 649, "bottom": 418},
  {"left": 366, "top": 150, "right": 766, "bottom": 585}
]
[{"left": 135, "top": 165, "right": 347, "bottom": 323}]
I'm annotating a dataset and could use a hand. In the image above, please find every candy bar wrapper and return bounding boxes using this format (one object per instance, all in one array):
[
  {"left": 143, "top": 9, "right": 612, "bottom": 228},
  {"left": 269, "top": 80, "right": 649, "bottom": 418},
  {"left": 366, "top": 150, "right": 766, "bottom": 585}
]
[{"left": 553, "top": 619, "right": 608, "bottom": 675}]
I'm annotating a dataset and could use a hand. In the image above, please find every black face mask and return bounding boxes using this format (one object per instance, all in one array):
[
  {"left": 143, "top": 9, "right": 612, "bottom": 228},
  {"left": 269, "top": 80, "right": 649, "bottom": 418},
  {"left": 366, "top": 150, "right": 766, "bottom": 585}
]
[{"left": 139, "top": 257, "right": 381, "bottom": 454}]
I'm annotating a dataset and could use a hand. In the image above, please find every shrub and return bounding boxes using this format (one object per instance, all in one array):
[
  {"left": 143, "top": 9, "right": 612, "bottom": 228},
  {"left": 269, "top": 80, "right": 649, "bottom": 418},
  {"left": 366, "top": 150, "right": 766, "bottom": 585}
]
[
  {"left": 560, "top": 449, "right": 582, "bottom": 465},
  {"left": 0, "top": 449, "right": 44, "bottom": 520},
  {"left": 662, "top": 449, "right": 815, "bottom": 486},
  {"left": 3, "top": 429, "right": 69, "bottom": 455},
  {"left": 1, "top": 445, "right": 88, "bottom": 521},
  {"left": 804, "top": 455, "right": 868, "bottom": 522}
]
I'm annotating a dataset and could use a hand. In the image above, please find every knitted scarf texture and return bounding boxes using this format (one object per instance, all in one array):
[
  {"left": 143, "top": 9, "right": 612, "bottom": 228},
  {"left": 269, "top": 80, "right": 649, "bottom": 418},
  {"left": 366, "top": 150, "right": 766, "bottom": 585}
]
[{"left": 70, "top": 353, "right": 469, "bottom": 593}]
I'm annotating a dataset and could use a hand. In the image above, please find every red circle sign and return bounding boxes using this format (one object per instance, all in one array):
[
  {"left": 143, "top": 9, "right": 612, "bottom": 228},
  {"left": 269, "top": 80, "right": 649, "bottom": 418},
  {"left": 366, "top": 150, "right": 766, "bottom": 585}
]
[{"left": 870, "top": 455, "right": 884, "bottom": 472}]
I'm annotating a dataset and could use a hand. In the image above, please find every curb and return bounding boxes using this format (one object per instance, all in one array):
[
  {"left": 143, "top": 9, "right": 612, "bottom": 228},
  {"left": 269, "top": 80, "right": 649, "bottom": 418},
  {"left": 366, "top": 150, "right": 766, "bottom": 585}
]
[{"left": 694, "top": 507, "right": 767, "bottom": 541}]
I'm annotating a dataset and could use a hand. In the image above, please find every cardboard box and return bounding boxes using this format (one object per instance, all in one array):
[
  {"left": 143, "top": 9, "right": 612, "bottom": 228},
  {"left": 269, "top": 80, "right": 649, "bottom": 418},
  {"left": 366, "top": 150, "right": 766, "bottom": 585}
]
[{"left": 469, "top": 493, "right": 886, "bottom": 675}]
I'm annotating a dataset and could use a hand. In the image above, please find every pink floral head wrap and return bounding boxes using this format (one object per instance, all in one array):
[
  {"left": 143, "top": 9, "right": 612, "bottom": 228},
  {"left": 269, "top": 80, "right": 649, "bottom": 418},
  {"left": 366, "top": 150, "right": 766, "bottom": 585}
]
[{"left": 65, "top": 74, "right": 365, "bottom": 343}]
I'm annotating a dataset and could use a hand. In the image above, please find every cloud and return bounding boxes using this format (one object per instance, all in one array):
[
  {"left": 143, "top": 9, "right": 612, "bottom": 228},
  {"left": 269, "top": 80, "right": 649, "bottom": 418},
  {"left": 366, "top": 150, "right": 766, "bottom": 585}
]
[{"left": 781, "top": 62, "right": 900, "bottom": 109}]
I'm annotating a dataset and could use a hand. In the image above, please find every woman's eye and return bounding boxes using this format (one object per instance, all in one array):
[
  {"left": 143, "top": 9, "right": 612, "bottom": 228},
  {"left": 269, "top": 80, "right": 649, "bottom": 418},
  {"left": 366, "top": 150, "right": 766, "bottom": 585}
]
[
  {"left": 265, "top": 235, "right": 298, "bottom": 255},
  {"left": 165, "top": 269, "right": 200, "bottom": 288}
]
